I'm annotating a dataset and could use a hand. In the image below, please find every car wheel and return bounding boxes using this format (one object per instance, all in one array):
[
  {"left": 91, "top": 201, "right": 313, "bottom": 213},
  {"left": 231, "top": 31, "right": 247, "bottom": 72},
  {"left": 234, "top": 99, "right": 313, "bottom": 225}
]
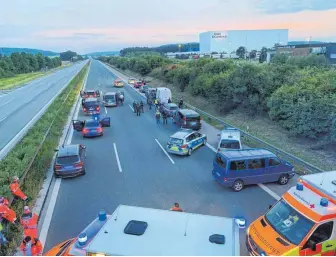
[
  {"left": 203, "top": 138, "right": 207, "bottom": 146},
  {"left": 187, "top": 148, "right": 192, "bottom": 156},
  {"left": 232, "top": 180, "right": 244, "bottom": 192},
  {"left": 82, "top": 169, "right": 86, "bottom": 175},
  {"left": 54, "top": 173, "right": 60, "bottom": 178},
  {"left": 278, "top": 174, "right": 289, "bottom": 185}
]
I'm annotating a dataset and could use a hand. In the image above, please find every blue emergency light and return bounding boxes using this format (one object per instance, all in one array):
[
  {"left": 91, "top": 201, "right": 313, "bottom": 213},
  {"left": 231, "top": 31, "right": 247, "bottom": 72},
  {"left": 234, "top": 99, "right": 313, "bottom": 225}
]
[
  {"left": 92, "top": 113, "right": 100, "bottom": 121},
  {"left": 235, "top": 218, "right": 246, "bottom": 229},
  {"left": 320, "top": 198, "right": 329, "bottom": 207},
  {"left": 99, "top": 210, "right": 107, "bottom": 221},
  {"left": 296, "top": 183, "right": 304, "bottom": 191},
  {"left": 78, "top": 233, "right": 88, "bottom": 246}
]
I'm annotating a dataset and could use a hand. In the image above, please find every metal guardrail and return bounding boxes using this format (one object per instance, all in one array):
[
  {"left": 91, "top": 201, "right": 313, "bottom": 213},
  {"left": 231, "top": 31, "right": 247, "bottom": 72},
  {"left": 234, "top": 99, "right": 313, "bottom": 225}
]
[{"left": 184, "top": 102, "right": 324, "bottom": 175}]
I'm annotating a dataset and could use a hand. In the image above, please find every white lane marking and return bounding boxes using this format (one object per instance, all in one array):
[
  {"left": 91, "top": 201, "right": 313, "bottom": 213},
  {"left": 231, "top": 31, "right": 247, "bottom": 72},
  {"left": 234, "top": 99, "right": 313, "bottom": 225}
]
[
  {"left": 104, "top": 106, "right": 107, "bottom": 115},
  {"left": 39, "top": 61, "right": 90, "bottom": 248},
  {"left": 155, "top": 138, "right": 175, "bottom": 164},
  {"left": 113, "top": 143, "right": 123, "bottom": 172},
  {"left": 257, "top": 184, "right": 281, "bottom": 201},
  {"left": 128, "top": 104, "right": 134, "bottom": 112},
  {"left": 0, "top": 99, "right": 13, "bottom": 108},
  {"left": 39, "top": 178, "right": 61, "bottom": 246},
  {"left": 0, "top": 116, "right": 7, "bottom": 123},
  {"left": 206, "top": 142, "right": 281, "bottom": 200}
]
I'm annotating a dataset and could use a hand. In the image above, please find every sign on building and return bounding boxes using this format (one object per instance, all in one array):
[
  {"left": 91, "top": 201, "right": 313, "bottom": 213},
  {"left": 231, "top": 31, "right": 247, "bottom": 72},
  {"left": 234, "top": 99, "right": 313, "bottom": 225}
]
[{"left": 212, "top": 32, "right": 228, "bottom": 39}]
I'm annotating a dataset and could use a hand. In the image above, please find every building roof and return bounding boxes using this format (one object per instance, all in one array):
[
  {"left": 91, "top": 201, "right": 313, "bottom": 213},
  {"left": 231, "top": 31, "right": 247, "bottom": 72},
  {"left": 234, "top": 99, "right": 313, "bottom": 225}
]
[
  {"left": 57, "top": 144, "right": 79, "bottom": 157},
  {"left": 87, "top": 205, "right": 240, "bottom": 256},
  {"left": 219, "top": 149, "right": 275, "bottom": 160}
]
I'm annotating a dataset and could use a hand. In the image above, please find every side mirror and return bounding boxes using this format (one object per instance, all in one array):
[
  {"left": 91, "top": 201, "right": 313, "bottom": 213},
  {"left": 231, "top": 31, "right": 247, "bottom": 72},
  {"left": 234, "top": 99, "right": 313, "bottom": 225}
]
[{"left": 308, "top": 240, "right": 317, "bottom": 251}]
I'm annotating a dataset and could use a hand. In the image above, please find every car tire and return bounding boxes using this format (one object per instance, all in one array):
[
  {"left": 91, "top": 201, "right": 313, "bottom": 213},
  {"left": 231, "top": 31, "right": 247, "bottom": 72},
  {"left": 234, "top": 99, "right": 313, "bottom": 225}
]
[
  {"left": 203, "top": 138, "right": 207, "bottom": 146},
  {"left": 278, "top": 174, "right": 289, "bottom": 185},
  {"left": 187, "top": 148, "right": 192, "bottom": 156},
  {"left": 82, "top": 169, "right": 86, "bottom": 175},
  {"left": 232, "top": 180, "right": 244, "bottom": 192},
  {"left": 54, "top": 173, "right": 60, "bottom": 178}
]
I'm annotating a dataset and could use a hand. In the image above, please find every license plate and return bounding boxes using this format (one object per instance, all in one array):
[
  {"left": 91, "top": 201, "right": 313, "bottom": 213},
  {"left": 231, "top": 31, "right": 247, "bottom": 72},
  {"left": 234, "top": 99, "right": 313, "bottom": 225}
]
[
  {"left": 64, "top": 166, "right": 73, "bottom": 169},
  {"left": 89, "top": 108, "right": 94, "bottom": 110}
]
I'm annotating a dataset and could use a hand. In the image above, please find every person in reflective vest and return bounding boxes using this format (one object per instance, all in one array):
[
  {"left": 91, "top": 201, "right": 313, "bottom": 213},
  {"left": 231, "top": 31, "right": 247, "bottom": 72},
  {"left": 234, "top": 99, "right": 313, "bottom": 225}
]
[
  {"left": 0, "top": 223, "right": 8, "bottom": 245},
  {"left": 9, "top": 176, "right": 28, "bottom": 201},
  {"left": 20, "top": 236, "right": 43, "bottom": 256},
  {"left": 20, "top": 206, "right": 38, "bottom": 238},
  {"left": 0, "top": 196, "right": 17, "bottom": 224},
  {"left": 170, "top": 203, "right": 183, "bottom": 212}
]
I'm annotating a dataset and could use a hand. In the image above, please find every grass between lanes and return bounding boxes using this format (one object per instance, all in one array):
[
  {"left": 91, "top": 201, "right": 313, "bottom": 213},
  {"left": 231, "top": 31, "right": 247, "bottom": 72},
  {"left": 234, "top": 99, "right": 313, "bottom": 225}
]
[
  {"left": 107, "top": 64, "right": 333, "bottom": 175},
  {"left": 0, "top": 63, "right": 89, "bottom": 255},
  {"left": 0, "top": 64, "right": 72, "bottom": 91}
]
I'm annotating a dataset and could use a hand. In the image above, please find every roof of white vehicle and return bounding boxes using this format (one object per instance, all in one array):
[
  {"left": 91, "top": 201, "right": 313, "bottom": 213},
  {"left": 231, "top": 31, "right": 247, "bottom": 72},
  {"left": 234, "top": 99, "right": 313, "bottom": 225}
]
[{"left": 87, "top": 205, "right": 240, "bottom": 256}]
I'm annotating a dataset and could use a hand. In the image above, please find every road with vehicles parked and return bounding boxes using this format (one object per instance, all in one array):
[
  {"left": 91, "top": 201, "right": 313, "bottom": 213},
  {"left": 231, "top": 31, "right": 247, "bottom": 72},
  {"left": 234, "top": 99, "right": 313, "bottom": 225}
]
[
  {"left": 0, "top": 61, "right": 87, "bottom": 159},
  {"left": 42, "top": 60, "right": 279, "bottom": 255}
]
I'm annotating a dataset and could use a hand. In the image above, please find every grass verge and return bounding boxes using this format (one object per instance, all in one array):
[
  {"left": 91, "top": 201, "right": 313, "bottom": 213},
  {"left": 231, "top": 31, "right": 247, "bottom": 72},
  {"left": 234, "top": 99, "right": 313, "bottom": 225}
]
[
  {"left": 107, "top": 64, "right": 335, "bottom": 174},
  {"left": 0, "top": 63, "right": 89, "bottom": 255}
]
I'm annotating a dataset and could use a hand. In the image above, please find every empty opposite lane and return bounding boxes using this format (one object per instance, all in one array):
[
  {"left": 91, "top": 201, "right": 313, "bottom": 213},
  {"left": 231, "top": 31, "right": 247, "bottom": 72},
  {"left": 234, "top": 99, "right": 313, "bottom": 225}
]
[{"left": 0, "top": 61, "right": 87, "bottom": 158}]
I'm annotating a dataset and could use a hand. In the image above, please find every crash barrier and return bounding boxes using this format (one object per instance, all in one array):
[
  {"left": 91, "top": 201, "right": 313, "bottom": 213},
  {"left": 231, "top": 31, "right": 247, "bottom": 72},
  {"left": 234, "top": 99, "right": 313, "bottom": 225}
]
[
  {"left": 184, "top": 102, "right": 324, "bottom": 175},
  {"left": 0, "top": 63, "right": 89, "bottom": 245}
]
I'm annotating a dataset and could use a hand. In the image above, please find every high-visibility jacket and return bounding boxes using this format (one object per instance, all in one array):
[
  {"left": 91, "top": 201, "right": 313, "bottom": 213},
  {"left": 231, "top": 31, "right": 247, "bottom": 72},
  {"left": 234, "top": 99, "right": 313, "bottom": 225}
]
[
  {"left": 10, "top": 181, "right": 28, "bottom": 200},
  {"left": 171, "top": 207, "right": 183, "bottom": 212},
  {"left": 21, "top": 212, "right": 39, "bottom": 238},
  {"left": 20, "top": 238, "right": 43, "bottom": 256},
  {"left": 0, "top": 202, "right": 17, "bottom": 223},
  {"left": 154, "top": 99, "right": 158, "bottom": 105}
]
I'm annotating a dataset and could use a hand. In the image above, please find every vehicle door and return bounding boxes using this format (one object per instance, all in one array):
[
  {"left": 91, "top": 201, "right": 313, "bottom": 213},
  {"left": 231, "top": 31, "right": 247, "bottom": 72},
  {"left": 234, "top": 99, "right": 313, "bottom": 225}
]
[
  {"left": 79, "top": 145, "right": 86, "bottom": 163},
  {"left": 186, "top": 133, "right": 196, "bottom": 149},
  {"left": 100, "top": 117, "right": 111, "bottom": 127},
  {"left": 213, "top": 153, "right": 227, "bottom": 179},
  {"left": 228, "top": 160, "right": 251, "bottom": 184},
  {"left": 299, "top": 221, "right": 335, "bottom": 256},
  {"left": 265, "top": 157, "right": 283, "bottom": 182},
  {"left": 246, "top": 158, "right": 267, "bottom": 184},
  {"left": 191, "top": 132, "right": 205, "bottom": 148},
  {"left": 72, "top": 120, "right": 84, "bottom": 131}
]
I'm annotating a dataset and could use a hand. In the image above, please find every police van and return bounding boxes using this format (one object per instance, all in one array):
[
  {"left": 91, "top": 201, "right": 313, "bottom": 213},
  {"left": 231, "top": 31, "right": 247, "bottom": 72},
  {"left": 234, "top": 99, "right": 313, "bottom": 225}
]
[
  {"left": 45, "top": 205, "right": 244, "bottom": 256},
  {"left": 217, "top": 128, "right": 242, "bottom": 152}
]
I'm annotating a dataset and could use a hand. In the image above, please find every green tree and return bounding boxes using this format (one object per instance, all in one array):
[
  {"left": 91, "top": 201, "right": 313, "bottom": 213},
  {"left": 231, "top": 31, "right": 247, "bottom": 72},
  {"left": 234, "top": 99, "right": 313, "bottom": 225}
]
[
  {"left": 249, "top": 50, "right": 257, "bottom": 59},
  {"left": 236, "top": 46, "right": 246, "bottom": 59},
  {"left": 271, "top": 53, "right": 289, "bottom": 64},
  {"left": 134, "top": 58, "right": 151, "bottom": 75},
  {"left": 60, "top": 50, "right": 77, "bottom": 61},
  {"left": 259, "top": 47, "right": 268, "bottom": 63}
]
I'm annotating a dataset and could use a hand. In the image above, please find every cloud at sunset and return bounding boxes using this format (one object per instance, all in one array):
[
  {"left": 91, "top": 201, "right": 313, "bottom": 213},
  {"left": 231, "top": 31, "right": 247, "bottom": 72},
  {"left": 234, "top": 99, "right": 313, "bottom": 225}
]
[{"left": 0, "top": 0, "right": 335, "bottom": 53}]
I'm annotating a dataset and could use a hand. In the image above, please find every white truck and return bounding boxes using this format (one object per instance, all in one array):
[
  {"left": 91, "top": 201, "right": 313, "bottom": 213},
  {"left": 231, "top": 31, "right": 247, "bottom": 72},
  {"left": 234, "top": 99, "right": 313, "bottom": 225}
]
[
  {"left": 217, "top": 128, "right": 242, "bottom": 151},
  {"left": 156, "top": 87, "right": 172, "bottom": 104},
  {"left": 46, "top": 205, "right": 244, "bottom": 256}
]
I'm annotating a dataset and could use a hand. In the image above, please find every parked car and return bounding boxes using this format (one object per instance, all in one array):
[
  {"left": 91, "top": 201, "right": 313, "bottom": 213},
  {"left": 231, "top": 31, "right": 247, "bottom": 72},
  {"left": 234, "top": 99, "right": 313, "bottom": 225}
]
[
  {"left": 128, "top": 78, "right": 136, "bottom": 84},
  {"left": 134, "top": 81, "right": 142, "bottom": 89},
  {"left": 217, "top": 128, "right": 242, "bottom": 152},
  {"left": 82, "top": 98, "right": 100, "bottom": 115},
  {"left": 103, "top": 92, "right": 117, "bottom": 107},
  {"left": 113, "top": 79, "right": 124, "bottom": 87},
  {"left": 140, "top": 85, "right": 150, "bottom": 93},
  {"left": 81, "top": 89, "right": 100, "bottom": 99},
  {"left": 72, "top": 117, "right": 111, "bottom": 137},
  {"left": 54, "top": 144, "right": 86, "bottom": 178},
  {"left": 161, "top": 103, "right": 178, "bottom": 117},
  {"left": 173, "top": 109, "right": 202, "bottom": 130}
]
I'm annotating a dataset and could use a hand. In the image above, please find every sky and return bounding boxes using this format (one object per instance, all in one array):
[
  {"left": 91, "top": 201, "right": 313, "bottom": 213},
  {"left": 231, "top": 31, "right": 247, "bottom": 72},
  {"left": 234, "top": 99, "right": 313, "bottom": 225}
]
[{"left": 1, "top": 0, "right": 336, "bottom": 54}]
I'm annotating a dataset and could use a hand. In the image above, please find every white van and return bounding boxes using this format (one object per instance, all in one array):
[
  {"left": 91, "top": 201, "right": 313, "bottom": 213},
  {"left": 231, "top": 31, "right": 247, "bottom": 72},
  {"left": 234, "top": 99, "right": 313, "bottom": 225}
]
[
  {"left": 156, "top": 87, "right": 172, "bottom": 104},
  {"left": 217, "top": 128, "right": 242, "bottom": 151}
]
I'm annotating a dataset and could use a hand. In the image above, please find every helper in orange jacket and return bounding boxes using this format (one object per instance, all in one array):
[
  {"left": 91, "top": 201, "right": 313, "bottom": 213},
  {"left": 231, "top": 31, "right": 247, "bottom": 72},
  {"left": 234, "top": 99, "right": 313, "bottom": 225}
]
[
  {"left": 20, "top": 236, "right": 43, "bottom": 256},
  {"left": 9, "top": 176, "right": 28, "bottom": 201},
  {"left": 170, "top": 202, "right": 183, "bottom": 212},
  {"left": 20, "top": 206, "right": 38, "bottom": 238},
  {"left": 0, "top": 196, "right": 17, "bottom": 223}
]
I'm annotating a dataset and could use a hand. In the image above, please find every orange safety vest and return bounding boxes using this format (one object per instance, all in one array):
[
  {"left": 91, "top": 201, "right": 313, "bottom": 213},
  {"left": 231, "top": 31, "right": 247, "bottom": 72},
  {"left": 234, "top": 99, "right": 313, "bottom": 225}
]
[
  {"left": 20, "top": 238, "right": 43, "bottom": 256},
  {"left": 171, "top": 207, "right": 183, "bottom": 212},
  {"left": 21, "top": 212, "right": 39, "bottom": 238},
  {"left": 0, "top": 203, "right": 17, "bottom": 223},
  {"left": 10, "top": 181, "right": 28, "bottom": 200}
]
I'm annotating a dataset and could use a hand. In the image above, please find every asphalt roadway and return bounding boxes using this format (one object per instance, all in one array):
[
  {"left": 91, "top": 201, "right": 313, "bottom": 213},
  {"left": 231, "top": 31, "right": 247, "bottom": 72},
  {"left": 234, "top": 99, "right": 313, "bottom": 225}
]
[
  {"left": 0, "top": 61, "right": 87, "bottom": 157},
  {"left": 43, "top": 60, "right": 277, "bottom": 255}
]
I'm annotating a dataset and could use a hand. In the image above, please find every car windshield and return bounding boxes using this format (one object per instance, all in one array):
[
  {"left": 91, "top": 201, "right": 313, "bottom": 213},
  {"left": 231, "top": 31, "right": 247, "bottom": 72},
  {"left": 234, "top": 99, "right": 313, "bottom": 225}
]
[
  {"left": 186, "top": 116, "right": 200, "bottom": 121},
  {"left": 169, "top": 137, "right": 183, "bottom": 145},
  {"left": 104, "top": 95, "right": 115, "bottom": 100},
  {"left": 56, "top": 156, "right": 79, "bottom": 165},
  {"left": 265, "top": 199, "right": 315, "bottom": 245},
  {"left": 85, "top": 121, "right": 99, "bottom": 127},
  {"left": 220, "top": 140, "right": 240, "bottom": 149}
]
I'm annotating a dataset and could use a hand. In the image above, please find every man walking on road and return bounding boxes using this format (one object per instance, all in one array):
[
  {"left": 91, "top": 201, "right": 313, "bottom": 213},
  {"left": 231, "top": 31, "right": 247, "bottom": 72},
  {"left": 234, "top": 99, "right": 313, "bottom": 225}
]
[
  {"left": 136, "top": 103, "right": 141, "bottom": 116},
  {"left": 140, "top": 101, "right": 144, "bottom": 113},
  {"left": 148, "top": 98, "right": 153, "bottom": 110},
  {"left": 133, "top": 101, "right": 137, "bottom": 113},
  {"left": 155, "top": 110, "right": 161, "bottom": 125},
  {"left": 162, "top": 111, "right": 168, "bottom": 125}
]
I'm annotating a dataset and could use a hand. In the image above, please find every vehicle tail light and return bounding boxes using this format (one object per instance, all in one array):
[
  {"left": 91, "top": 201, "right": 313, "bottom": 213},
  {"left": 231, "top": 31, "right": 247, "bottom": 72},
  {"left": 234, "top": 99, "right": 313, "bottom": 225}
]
[
  {"left": 75, "top": 162, "right": 83, "bottom": 168},
  {"left": 54, "top": 165, "right": 62, "bottom": 170},
  {"left": 83, "top": 129, "right": 89, "bottom": 134},
  {"left": 83, "top": 108, "right": 87, "bottom": 112},
  {"left": 223, "top": 178, "right": 227, "bottom": 182},
  {"left": 96, "top": 106, "right": 100, "bottom": 111},
  {"left": 183, "top": 117, "right": 187, "bottom": 125},
  {"left": 96, "top": 127, "right": 103, "bottom": 133},
  {"left": 181, "top": 144, "right": 188, "bottom": 148}
]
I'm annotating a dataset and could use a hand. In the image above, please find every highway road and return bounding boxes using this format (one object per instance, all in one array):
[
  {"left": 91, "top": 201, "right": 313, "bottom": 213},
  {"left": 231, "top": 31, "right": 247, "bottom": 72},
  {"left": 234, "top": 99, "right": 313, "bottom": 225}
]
[
  {"left": 0, "top": 61, "right": 87, "bottom": 159},
  {"left": 42, "top": 60, "right": 278, "bottom": 255}
]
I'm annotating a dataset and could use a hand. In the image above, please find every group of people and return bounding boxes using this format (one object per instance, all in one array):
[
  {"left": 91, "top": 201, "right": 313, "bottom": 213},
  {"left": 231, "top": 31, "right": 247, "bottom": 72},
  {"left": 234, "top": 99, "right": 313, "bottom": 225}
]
[
  {"left": 133, "top": 100, "right": 144, "bottom": 116},
  {"left": 0, "top": 176, "right": 43, "bottom": 255}
]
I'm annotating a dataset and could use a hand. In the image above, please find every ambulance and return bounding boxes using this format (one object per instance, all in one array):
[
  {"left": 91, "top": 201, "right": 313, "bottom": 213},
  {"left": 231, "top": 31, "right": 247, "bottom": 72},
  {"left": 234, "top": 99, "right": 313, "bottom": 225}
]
[
  {"left": 45, "top": 205, "right": 245, "bottom": 256},
  {"left": 246, "top": 171, "right": 336, "bottom": 256}
]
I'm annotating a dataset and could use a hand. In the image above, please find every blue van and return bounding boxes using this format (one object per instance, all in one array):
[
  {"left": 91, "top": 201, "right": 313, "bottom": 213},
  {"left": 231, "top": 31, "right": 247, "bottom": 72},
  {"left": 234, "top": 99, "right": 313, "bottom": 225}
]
[{"left": 212, "top": 149, "right": 295, "bottom": 192}]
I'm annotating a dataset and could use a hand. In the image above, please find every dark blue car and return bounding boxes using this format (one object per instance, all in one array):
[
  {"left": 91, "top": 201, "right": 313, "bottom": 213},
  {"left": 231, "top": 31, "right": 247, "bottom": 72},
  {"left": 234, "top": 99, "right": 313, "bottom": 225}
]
[
  {"left": 212, "top": 148, "right": 295, "bottom": 192},
  {"left": 72, "top": 117, "right": 110, "bottom": 137},
  {"left": 54, "top": 144, "right": 86, "bottom": 178}
]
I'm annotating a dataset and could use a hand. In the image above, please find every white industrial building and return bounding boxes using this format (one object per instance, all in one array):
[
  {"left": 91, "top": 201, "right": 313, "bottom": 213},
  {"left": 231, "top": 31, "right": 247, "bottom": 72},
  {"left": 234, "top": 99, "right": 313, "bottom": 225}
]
[{"left": 199, "top": 29, "right": 289, "bottom": 54}]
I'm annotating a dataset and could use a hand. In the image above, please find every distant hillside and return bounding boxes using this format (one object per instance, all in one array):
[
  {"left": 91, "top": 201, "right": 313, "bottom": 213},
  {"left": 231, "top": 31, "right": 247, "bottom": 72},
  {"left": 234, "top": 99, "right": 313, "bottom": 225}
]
[
  {"left": 0, "top": 47, "right": 59, "bottom": 56},
  {"left": 86, "top": 51, "right": 120, "bottom": 57},
  {"left": 288, "top": 41, "right": 326, "bottom": 45}
]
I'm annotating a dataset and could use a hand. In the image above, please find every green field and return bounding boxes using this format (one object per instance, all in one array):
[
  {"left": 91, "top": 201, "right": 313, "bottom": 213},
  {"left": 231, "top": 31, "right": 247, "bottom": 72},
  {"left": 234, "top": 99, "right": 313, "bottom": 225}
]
[{"left": 0, "top": 72, "right": 46, "bottom": 90}]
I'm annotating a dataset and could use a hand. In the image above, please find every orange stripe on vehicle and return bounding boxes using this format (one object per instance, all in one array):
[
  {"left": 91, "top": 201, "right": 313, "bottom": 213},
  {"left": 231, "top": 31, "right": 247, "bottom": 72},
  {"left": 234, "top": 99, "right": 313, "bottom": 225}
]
[{"left": 302, "top": 181, "right": 336, "bottom": 205}]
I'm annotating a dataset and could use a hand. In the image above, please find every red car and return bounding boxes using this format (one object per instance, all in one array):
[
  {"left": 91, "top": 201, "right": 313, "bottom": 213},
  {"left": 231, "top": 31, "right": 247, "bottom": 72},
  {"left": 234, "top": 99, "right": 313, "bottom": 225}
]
[{"left": 134, "top": 81, "right": 143, "bottom": 89}]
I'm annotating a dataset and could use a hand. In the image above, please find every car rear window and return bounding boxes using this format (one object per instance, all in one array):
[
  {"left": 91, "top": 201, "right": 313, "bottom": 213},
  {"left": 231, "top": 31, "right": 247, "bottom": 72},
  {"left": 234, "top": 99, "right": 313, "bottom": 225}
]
[
  {"left": 169, "top": 137, "right": 183, "bottom": 145},
  {"left": 84, "top": 101, "right": 98, "bottom": 107},
  {"left": 220, "top": 140, "right": 240, "bottom": 149},
  {"left": 87, "top": 92, "right": 95, "bottom": 95},
  {"left": 86, "top": 121, "right": 99, "bottom": 127},
  {"left": 186, "top": 116, "right": 200, "bottom": 121},
  {"left": 56, "top": 156, "right": 79, "bottom": 165}
]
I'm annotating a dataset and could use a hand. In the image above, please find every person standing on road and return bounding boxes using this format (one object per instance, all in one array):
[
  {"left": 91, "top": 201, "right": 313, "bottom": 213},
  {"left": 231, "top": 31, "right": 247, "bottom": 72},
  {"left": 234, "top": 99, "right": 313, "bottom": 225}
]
[
  {"left": 154, "top": 99, "right": 158, "bottom": 109},
  {"left": 178, "top": 98, "right": 184, "bottom": 109},
  {"left": 155, "top": 110, "right": 161, "bottom": 125},
  {"left": 133, "top": 101, "right": 137, "bottom": 113},
  {"left": 162, "top": 111, "right": 168, "bottom": 125},
  {"left": 168, "top": 98, "right": 172, "bottom": 103},
  {"left": 170, "top": 203, "right": 183, "bottom": 212},
  {"left": 148, "top": 98, "right": 153, "bottom": 110},
  {"left": 140, "top": 101, "right": 144, "bottom": 113},
  {"left": 136, "top": 103, "right": 141, "bottom": 116}
]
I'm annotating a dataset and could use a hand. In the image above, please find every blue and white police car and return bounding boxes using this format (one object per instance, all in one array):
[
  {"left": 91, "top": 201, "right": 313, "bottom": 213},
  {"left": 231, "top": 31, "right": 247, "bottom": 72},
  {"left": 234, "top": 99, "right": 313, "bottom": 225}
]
[{"left": 166, "top": 129, "right": 207, "bottom": 156}]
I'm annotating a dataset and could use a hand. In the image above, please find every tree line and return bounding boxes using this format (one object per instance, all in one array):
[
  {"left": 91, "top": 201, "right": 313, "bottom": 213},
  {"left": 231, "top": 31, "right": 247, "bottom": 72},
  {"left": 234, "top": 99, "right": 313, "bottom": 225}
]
[
  {"left": 100, "top": 54, "right": 335, "bottom": 142},
  {"left": 0, "top": 52, "right": 62, "bottom": 78},
  {"left": 120, "top": 43, "right": 200, "bottom": 56}
]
